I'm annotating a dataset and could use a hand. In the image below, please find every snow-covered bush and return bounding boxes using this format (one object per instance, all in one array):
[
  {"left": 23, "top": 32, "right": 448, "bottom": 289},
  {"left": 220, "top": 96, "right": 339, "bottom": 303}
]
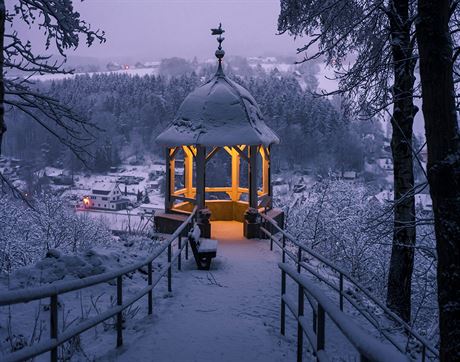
[
  {"left": 0, "top": 193, "right": 113, "bottom": 274},
  {"left": 286, "top": 180, "right": 391, "bottom": 297},
  {"left": 284, "top": 179, "right": 438, "bottom": 339}
]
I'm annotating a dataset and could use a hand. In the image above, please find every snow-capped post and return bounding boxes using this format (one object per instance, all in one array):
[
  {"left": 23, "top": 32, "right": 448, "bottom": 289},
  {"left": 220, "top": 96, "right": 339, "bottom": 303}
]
[
  {"left": 244, "top": 207, "right": 260, "bottom": 239},
  {"left": 197, "top": 208, "right": 211, "bottom": 238},
  {"left": 154, "top": 23, "right": 282, "bottom": 237}
]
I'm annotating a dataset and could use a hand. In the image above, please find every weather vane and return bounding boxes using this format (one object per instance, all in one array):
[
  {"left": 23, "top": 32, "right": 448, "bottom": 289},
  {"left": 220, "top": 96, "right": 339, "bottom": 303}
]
[{"left": 211, "top": 23, "right": 225, "bottom": 64}]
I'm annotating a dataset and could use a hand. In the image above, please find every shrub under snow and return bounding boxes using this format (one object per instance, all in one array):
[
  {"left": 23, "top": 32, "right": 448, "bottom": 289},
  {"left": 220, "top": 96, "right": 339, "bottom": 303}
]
[{"left": 0, "top": 193, "right": 113, "bottom": 274}]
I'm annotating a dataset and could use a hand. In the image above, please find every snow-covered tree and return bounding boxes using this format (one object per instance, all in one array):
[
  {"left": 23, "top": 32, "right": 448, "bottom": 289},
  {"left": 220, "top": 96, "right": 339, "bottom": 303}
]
[
  {"left": 416, "top": 0, "right": 460, "bottom": 357},
  {"left": 0, "top": 193, "right": 112, "bottom": 274},
  {"left": 0, "top": 0, "right": 105, "bottom": 191},
  {"left": 278, "top": 0, "right": 419, "bottom": 323}
]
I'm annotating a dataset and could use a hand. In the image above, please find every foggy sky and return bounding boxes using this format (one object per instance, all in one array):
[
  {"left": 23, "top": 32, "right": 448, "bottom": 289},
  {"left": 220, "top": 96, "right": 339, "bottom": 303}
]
[{"left": 15, "top": 0, "right": 301, "bottom": 61}]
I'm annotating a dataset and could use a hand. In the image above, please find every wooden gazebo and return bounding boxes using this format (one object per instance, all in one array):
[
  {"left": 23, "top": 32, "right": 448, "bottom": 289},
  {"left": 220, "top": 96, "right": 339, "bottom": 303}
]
[{"left": 155, "top": 24, "right": 280, "bottom": 238}]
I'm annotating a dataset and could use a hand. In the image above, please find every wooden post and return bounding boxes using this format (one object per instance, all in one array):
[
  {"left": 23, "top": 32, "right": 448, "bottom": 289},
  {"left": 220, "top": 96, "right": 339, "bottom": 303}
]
[
  {"left": 50, "top": 294, "right": 58, "bottom": 362},
  {"left": 170, "top": 150, "right": 175, "bottom": 201},
  {"left": 267, "top": 145, "right": 272, "bottom": 200},
  {"left": 262, "top": 146, "right": 269, "bottom": 195},
  {"left": 184, "top": 146, "right": 194, "bottom": 198},
  {"left": 165, "top": 148, "right": 171, "bottom": 212},
  {"left": 249, "top": 145, "right": 258, "bottom": 209},
  {"left": 196, "top": 145, "right": 206, "bottom": 209},
  {"left": 116, "top": 276, "right": 123, "bottom": 347},
  {"left": 148, "top": 262, "right": 153, "bottom": 315},
  {"left": 231, "top": 147, "right": 240, "bottom": 201}
]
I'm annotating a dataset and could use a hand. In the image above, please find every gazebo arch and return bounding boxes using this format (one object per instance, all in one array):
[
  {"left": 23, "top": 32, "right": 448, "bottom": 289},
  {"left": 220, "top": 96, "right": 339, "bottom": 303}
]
[{"left": 155, "top": 24, "right": 279, "bottom": 237}]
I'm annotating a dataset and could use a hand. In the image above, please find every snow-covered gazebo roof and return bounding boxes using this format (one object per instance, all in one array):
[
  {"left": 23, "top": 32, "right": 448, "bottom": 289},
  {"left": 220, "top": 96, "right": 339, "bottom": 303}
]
[{"left": 156, "top": 45, "right": 279, "bottom": 147}]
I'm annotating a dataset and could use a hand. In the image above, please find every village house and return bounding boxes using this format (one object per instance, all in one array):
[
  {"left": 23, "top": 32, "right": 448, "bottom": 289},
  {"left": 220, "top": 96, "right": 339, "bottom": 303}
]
[
  {"left": 372, "top": 189, "right": 433, "bottom": 213},
  {"left": 376, "top": 157, "right": 394, "bottom": 172},
  {"left": 83, "top": 183, "right": 129, "bottom": 211}
]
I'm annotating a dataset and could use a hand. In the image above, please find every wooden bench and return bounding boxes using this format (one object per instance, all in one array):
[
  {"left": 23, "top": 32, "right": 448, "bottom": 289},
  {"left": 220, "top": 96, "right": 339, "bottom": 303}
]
[{"left": 188, "top": 224, "right": 218, "bottom": 270}]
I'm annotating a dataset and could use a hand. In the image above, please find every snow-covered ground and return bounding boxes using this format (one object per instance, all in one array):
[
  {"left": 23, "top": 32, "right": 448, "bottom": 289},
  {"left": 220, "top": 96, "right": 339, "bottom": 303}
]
[
  {"left": 0, "top": 221, "right": 410, "bottom": 361},
  {"left": 27, "top": 67, "right": 159, "bottom": 82},
  {"left": 75, "top": 208, "right": 157, "bottom": 233},
  {"left": 97, "top": 221, "right": 298, "bottom": 362}
]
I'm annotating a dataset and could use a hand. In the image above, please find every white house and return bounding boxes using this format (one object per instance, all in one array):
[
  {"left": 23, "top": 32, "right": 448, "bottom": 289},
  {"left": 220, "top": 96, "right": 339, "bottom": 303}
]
[
  {"left": 138, "top": 203, "right": 160, "bottom": 215},
  {"left": 376, "top": 157, "right": 393, "bottom": 172},
  {"left": 83, "top": 183, "right": 129, "bottom": 211},
  {"left": 342, "top": 171, "right": 357, "bottom": 180},
  {"left": 373, "top": 190, "right": 433, "bottom": 212}
]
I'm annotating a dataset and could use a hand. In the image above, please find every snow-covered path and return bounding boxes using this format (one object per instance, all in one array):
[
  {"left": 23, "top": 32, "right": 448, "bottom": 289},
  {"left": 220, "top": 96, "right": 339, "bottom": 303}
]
[{"left": 99, "top": 221, "right": 296, "bottom": 362}]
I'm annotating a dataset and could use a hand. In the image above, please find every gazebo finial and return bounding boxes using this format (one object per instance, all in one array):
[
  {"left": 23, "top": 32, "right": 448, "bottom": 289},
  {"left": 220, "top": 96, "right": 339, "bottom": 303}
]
[{"left": 211, "top": 23, "right": 225, "bottom": 69}]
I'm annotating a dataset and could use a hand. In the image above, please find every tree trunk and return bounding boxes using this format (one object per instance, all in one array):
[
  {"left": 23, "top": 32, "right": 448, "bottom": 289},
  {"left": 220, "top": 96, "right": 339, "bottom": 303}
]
[
  {"left": 386, "top": 0, "right": 418, "bottom": 323},
  {"left": 0, "top": 0, "right": 6, "bottom": 155},
  {"left": 416, "top": 0, "right": 460, "bottom": 358}
]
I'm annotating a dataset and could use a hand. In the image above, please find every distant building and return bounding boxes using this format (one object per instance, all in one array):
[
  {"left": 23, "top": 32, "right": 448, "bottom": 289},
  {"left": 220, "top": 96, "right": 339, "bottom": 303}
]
[
  {"left": 83, "top": 183, "right": 129, "bottom": 211},
  {"left": 138, "top": 204, "right": 158, "bottom": 215},
  {"left": 376, "top": 157, "right": 393, "bottom": 172},
  {"left": 106, "top": 62, "right": 122, "bottom": 71},
  {"left": 342, "top": 171, "right": 357, "bottom": 180},
  {"left": 373, "top": 190, "right": 433, "bottom": 212},
  {"left": 415, "top": 193, "right": 433, "bottom": 212},
  {"left": 419, "top": 146, "right": 428, "bottom": 163}
]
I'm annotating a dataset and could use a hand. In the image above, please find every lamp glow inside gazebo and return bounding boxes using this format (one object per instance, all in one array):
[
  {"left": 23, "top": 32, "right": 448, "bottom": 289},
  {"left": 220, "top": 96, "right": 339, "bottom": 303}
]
[{"left": 155, "top": 24, "right": 283, "bottom": 238}]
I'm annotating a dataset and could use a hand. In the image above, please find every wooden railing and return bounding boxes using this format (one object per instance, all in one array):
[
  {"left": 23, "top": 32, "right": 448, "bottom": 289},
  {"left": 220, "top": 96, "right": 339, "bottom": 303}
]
[
  {"left": 259, "top": 212, "right": 439, "bottom": 362},
  {"left": 0, "top": 207, "right": 197, "bottom": 362}
]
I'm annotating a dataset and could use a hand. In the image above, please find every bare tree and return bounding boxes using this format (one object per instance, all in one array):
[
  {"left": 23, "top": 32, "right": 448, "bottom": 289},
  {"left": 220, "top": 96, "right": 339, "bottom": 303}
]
[
  {"left": 0, "top": 0, "right": 105, "bottom": 171},
  {"left": 278, "top": 0, "right": 418, "bottom": 322},
  {"left": 416, "top": 0, "right": 460, "bottom": 358}
]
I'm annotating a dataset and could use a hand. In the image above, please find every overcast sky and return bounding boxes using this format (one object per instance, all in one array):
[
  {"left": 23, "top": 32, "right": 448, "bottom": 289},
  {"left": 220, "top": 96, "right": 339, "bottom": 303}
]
[{"left": 15, "top": 0, "right": 301, "bottom": 61}]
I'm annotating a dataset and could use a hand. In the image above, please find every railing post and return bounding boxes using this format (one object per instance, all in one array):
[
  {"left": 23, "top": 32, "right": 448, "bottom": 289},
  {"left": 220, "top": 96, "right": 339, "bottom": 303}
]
[
  {"left": 339, "top": 273, "right": 344, "bottom": 311},
  {"left": 270, "top": 235, "right": 273, "bottom": 251},
  {"left": 316, "top": 304, "right": 325, "bottom": 353},
  {"left": 312, "top": 309, "right": 317, "bottom": 333},
  {"left": 186, "top": 239, "right": 189, "bottom": 260},
  {"left": 297, "top": 246, "right": 302, "bottom": 273},
  {"left": 168, "top": 244, "right": 172, "bottom": 292},
  {"left": 297, "top": 284, "right": 304, "bottom": 362},
  {"left": 178, "top": 236, "right": 182, "bottom": 271},
  {"left": 148, "top": 261, "right": 153, "bottom": 315},
  {"left": 281, "top": 269, "right": 286, "bottom": 335},
  {"left": 116, "top": 276, "right": 123, "bottom": 347},
  {"left": 282, "top": 234, "right": 286, "bottom": 263},
  {"left": 50, "top": 294, "right": 58, "bottom": 362}
]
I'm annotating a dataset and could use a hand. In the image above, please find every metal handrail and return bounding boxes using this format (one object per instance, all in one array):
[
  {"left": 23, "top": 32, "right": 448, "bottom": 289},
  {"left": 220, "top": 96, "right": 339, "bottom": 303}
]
[
  {"left": 280, "top": 263, "right": 409, "bottom": 362},
  {"left": 259, "top": 212, "right": 439, "bottom": 360},
  {"left": 0, "top": 207, "right": 198, "bottom": 362}
]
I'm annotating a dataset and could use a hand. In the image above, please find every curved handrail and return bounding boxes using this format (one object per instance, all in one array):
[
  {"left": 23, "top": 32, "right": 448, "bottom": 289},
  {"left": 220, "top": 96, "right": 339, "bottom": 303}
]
[
  {"left": 0, "top": 207, "right": 197, "bottom": 362},
  {"left": 0, "top": 208, "right": 196, "bottom": 306},
  {"left": 259, "top": 212, "right": 439, "bottom": 359},
  {"left": 280, "top": 263, "right": 409, "bottom": 362}
]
